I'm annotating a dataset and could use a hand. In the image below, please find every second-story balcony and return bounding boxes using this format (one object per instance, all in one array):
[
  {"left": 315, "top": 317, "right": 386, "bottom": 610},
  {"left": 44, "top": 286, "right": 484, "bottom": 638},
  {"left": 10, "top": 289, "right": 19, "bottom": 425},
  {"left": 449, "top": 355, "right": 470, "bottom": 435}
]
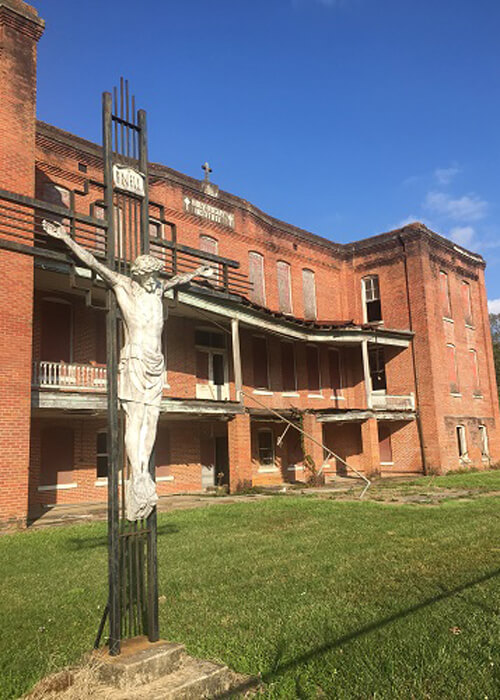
[{"left": 33, "top": 361, "right": 107, "bottom": 391}]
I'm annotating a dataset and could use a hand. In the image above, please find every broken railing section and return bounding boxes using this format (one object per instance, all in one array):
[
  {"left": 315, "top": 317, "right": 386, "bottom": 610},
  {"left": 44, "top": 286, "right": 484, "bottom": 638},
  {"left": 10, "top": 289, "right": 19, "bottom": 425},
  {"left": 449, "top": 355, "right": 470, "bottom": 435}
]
[{"left": 0, "top": 189, "right": 252, "bottom": 298}]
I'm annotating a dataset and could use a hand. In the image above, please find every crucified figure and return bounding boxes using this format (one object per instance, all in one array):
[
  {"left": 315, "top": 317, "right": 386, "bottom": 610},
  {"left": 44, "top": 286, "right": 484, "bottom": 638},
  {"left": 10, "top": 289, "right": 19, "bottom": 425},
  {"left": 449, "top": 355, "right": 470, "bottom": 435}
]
[{"left": 43, "top": 219, "right": 214, "bottom": 520}]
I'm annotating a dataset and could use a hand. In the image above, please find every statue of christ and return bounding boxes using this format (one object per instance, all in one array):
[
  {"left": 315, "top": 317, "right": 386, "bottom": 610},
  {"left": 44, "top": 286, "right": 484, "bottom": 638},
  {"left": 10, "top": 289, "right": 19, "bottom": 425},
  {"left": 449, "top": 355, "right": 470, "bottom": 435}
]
[{"left": 43, "top": 219, "right": 213, "bottom": 520}]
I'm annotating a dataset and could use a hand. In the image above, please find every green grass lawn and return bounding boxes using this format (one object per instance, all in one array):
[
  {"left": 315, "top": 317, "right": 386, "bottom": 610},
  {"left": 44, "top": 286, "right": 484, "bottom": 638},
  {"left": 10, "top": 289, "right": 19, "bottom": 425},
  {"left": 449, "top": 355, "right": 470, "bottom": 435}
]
[{"left": 1, "top": 473, "right": 500, "bottom": 699}]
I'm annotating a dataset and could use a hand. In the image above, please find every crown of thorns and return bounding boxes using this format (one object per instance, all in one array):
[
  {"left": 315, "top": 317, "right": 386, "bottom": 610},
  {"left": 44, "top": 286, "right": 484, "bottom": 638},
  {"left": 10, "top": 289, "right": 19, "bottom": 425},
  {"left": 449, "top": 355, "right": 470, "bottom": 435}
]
[{"left": 130, "top": 255, "right": 163, "bottom": 277}]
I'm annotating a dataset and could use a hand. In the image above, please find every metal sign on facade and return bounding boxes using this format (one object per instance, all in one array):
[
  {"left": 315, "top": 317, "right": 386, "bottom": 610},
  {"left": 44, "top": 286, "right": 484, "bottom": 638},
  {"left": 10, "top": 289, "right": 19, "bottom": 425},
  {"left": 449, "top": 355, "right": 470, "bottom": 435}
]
[{"left": 183, "top": 195, "right": 235, "bottom": 229}]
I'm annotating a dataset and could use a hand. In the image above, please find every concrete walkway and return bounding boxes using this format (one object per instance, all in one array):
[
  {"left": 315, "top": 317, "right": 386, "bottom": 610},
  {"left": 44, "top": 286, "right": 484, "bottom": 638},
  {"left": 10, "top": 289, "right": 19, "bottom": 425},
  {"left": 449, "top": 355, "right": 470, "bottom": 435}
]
[{"left": 29, "top": 478, "right": 363, "bottom": 529}]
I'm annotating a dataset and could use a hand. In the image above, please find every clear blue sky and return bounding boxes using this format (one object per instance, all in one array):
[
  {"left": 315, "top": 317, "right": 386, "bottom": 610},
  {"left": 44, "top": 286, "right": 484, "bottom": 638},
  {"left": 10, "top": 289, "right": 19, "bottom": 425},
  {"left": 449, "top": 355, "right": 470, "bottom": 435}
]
[{"left": 36, "top": 0, "right": 500, "bottom": 306}]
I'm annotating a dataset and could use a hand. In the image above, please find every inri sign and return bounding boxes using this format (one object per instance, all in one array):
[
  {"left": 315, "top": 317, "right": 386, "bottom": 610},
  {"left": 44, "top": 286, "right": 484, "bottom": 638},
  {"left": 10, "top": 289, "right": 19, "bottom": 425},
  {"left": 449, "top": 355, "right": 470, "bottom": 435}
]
[{"left": 113, "top": 165, "right": 145, "bottom": 197}]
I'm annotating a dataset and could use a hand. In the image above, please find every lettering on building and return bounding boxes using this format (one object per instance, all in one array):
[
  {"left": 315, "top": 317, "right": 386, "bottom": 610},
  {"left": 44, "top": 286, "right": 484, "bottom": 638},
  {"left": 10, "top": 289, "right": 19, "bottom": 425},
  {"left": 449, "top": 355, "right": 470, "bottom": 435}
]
[
  {"left": 113, "top": 165, "right": 145, "bottom": 196},
  {"left": 183, "top": 196, "right": 234, "bottom": 229}
]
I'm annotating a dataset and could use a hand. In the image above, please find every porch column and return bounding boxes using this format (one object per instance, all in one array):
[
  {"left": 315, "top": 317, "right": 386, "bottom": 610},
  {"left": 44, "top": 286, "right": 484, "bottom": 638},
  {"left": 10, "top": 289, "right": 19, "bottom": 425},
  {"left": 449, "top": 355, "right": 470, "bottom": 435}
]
[
  {"left": 361, "top": 418, "right": 381, "bottom": 476},
  {"left": 228, "top": 412, "right": 252, "bottom": 492},
  {"left": 361, "top": 339, "right": 373, "bottom": 409},
  {"left": 302, "top": 413, "right": 325, "bottom": 471},
  {"left": 231, "top": 317, "right": 243, "bottom": 402}
]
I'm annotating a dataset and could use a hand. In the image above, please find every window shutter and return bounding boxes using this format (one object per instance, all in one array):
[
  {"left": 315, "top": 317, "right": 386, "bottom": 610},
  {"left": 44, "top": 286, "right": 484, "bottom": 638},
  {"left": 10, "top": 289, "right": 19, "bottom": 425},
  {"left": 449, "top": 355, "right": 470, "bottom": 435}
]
[
  {"left": 447, "top": 344, "right": 458, "bottom": 388},
  {"left": 378, "top": 423, "right": 393, "bottom": 463}
]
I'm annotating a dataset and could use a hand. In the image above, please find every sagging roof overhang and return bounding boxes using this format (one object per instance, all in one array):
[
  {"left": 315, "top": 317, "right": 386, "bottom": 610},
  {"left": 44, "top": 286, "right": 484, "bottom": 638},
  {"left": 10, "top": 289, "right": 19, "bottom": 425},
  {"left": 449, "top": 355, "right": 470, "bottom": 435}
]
[{"left": 174, "top": 287, "right": 414, "bottom": 348}]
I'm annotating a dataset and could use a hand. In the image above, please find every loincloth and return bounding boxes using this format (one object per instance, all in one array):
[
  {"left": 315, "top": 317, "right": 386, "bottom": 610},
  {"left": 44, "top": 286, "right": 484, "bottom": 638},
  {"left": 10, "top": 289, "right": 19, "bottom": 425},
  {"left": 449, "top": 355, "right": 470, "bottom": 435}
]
[{"left": 118, "top": 344, "right": 164, "bottom": 408}]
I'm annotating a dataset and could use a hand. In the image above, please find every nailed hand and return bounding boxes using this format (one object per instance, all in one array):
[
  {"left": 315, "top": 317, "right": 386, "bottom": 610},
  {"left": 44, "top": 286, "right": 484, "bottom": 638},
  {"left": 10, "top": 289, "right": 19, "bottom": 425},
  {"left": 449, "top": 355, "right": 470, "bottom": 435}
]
[{"left": 42, "top": 219, "right": 68, "bottom": 239}]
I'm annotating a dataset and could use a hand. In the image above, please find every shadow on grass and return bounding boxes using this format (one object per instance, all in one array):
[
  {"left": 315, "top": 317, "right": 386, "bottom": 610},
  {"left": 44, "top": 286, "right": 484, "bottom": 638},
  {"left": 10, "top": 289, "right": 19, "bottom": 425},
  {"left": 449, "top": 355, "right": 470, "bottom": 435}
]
[
  {"left": 66, "top": 523, "right": 180, "bottom": 550},
  {"left": 263, "top": 567, "right": 500, "bottom": 683}
]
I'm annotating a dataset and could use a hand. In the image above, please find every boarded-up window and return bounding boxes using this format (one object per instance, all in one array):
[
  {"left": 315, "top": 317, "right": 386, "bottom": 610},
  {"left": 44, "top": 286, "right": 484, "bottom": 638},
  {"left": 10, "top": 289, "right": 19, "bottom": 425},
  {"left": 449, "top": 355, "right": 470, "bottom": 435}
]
[
  {"left": 369, "top": 347, "right": 387, "bottom": 391},
  {"left": 462, "top": 281, "right": 473, "bottom": 325},
  {"left": 378, "top": 423, "right": 393, "bottom": 464},
  {"left": 329, "top": 349, "right": 342, "bottom": 396},
  {"left": 258, "top": 430, "right": 274, "bottom": 466},
  {"left": 447, "top": 343, "right": 458, "bottom": 391},
  {"left": 249, "top": 252, "right": 265, "bottom": 306},
  {"left": 252, "top": 336, "right": 269, "bottom": 389},
  {"left": 302, "top": 269, "right": 317, "bottom": 320},
  {"left": 277, "top": 261, "right": 292, "bottom": 314},
  {"left": 470, "top": 349, "right": 480, "bottom": 391},
  {"left": 306, "top": 346, "right": 320, "bottom": 392},
  {"left": 199, "top": 235, "right": 219, "bottom": 281},
  {"left": 149, "top": 219, "right": 163, "bottom": 239},
  {"left": 41, "top": 299, "right": 72, "bottom": 362},
  {"left": 199, "top": 235, "right": 218, "bottom": 255},
  {"left": 96, "top": 431, "right": 108, "bottom": 478},
  {"left": 196, "top": 350, "right": 209, "bottom": 384},
  {"left": 281, "top": 342, "right": 296, "bottom": 392},
  {"left": 440, "top": 271, "right": 452, "bottom": 318},
  {"left": 155, "top": 428, "right": 171, "bottom": 477},
  {"left": 362, "top": 276, "right": 382, "bottom": 322},
  {"left": 40, "top": 426, "right": 74, "bottom": 486}
]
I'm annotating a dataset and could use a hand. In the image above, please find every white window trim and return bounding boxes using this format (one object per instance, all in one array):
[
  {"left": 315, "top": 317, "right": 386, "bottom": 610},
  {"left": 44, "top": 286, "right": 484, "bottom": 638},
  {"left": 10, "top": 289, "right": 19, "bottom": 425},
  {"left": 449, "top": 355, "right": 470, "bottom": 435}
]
[
  {"left": 479, "top": 425, "right": 489, "bottom": 459},
  {"left": 157, "top": 475, "right": 174, "bottom": 482},
  {"left": 456, "top": 425, "right": 468, "bottom": 459}
]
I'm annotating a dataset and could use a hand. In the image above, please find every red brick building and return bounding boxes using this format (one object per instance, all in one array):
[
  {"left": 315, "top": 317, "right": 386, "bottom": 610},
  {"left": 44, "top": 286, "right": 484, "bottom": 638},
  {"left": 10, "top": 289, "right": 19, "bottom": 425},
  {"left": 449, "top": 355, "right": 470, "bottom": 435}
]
[{"left": 1, "top": 0, "right": 499, "bottom": 526}]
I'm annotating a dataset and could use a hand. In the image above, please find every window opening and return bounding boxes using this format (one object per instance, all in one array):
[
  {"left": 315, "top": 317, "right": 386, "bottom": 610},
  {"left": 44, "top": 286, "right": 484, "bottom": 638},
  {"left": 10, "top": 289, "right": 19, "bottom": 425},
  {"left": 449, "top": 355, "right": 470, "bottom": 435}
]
[
  {"left": 479, "top": 425, "right": 489, "bottom": 458},
  {"left": 253, "top": 336, "right": 269, "bottom": 389},
  {"left": 281, "top": 342, "right": 297, "bottom": 392},
  {"left": 440, "top": 271, "right": 452, "bottom": 318},
  {"left": 456, "top": 425, "right": 467, "bottom": 458},
  {"left": 363, "top": 275, "right": 382, "bottom": 322},
  {"left": 462, "top": 281, "right": 473, "bottom": 325},
  {"left": 96, "top": 431, "right": 108, "bottom": 478},
  {"left": 258, "top": 430, "right": 275, "bottom": 466},
  {"left": 329, "top": 349, "right": 342, "bottom": 397},
  {"left": 447, "top": 344, "right": 459, "bottom": 392},
  {"left": 369, "top": 347, "right": 386, "bottom": 391},
  {"left": 306, "top": 345, "right": 321, "bottom": 392}
]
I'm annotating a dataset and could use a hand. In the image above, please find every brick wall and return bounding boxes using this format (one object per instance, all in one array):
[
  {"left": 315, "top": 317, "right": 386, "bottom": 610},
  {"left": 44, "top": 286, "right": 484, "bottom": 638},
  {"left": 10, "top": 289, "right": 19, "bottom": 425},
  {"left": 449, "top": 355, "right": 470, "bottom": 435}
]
[{"left": 0, "top": 0, "right": 43, "bottom": 525}]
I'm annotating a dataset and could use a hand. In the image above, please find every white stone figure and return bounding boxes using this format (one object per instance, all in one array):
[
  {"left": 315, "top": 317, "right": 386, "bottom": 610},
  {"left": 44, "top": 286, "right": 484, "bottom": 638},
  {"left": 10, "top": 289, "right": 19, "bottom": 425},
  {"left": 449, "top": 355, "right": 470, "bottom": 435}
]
[{"left": 42, "top": 219, "right": 214, "bottom": 520}]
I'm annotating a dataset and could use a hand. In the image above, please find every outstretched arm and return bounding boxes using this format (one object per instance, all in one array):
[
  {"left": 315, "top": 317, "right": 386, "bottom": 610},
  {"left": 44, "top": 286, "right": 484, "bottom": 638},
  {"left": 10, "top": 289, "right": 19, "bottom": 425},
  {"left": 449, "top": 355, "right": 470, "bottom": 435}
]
[
  {"left": 42, "top": 220, "right": 123, "bottom": 288},
  {"left": 163, "top": 264, "right": 215, "bottom": 293}
]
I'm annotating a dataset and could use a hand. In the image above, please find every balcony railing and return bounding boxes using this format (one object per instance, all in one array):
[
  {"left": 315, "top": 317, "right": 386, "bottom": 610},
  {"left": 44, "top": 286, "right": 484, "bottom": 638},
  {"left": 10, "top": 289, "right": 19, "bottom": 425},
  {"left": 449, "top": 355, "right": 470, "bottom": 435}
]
[
  {"left": 32, "top": 361, "right": 107, "bottom": 391},
  {"left": 371, "top": 393, "right": 415, "bottom": 410}
]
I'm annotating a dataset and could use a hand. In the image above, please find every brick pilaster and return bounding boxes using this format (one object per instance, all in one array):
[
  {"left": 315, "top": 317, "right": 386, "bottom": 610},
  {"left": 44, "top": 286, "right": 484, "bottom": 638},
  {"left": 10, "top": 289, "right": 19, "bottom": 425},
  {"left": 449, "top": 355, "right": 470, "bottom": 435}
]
[
  {"left": 0, "top": 0, "right": 44, "bottom": 526},
  {"left": 361, "top": 418, "right": 381, "bottom": 476},
  {"left": 228, "top": 412, "right": 252, "bottom": 492}
]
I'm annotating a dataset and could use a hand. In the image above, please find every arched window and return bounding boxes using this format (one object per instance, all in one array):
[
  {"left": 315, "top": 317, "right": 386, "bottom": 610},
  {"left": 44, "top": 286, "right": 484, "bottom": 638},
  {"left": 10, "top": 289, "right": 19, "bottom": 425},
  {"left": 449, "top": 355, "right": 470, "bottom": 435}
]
[
  {"left": 249, "top": 251, "right": 265, "bottom": 306},
  {"left": 302, "top": 269, "right": 317, "bottom": 320},
  {"left": 277, "top": 261, "right": 292, "bottom": 314}
]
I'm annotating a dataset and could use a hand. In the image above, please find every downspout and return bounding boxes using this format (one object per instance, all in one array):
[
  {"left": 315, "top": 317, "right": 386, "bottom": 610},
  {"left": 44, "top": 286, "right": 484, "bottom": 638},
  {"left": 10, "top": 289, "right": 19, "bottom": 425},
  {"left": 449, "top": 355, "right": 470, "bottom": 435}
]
[{"left": 398, "top": 234, "right": 428, "bottom": 475}]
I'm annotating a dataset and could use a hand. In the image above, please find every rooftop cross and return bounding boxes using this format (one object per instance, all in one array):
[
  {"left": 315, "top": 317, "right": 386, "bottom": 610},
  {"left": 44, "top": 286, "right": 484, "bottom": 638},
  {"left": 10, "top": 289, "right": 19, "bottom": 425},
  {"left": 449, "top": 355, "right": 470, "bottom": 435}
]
[{"left": 202, "top": 161, "right": 212, "bottom": 182}]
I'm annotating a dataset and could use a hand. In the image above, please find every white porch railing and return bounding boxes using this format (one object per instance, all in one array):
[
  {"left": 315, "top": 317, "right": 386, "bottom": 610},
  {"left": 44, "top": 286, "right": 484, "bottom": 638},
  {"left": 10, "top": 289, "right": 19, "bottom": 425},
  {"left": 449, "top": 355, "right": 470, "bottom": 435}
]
[
  {"left": 371, "top": 393, "right": 415, "bottom": 410},
  {"left": 32, "top": 361, "right": 107, "bottom": 391}
]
